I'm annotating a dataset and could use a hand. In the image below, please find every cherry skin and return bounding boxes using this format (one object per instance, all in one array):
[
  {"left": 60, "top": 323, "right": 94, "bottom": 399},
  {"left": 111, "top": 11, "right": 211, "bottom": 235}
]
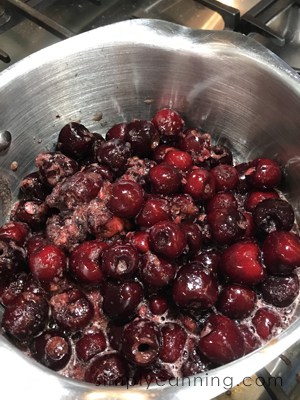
[
  {"left": 57, "top": 122, "right": 95, "bottom": 160},
  {"left": 245, "top": 191, "right": 279, "bottom": 212},
  {"left": 217, "top": 284, "right": 256, "bottom": 319},
  {"left": 85, "top": 353, "right": 128, "bottom": 385},
  {"left": 136, "top": 197, "right": 170, "bottom": 228},
  {"left": 140, "top": 252, "right": 175, "bottom": 289},
  {"left": 106, "top": 122, "right": 128, "bottom": 141},
  {"left": 149, "top": 220, "right": 187, "bottom": 258},
  {"left": 152, "top": 108, "right": 184, "bottom": 136},
  {"left": 69, "top": 240, "right": 107, "bottom": 284},
  {"left": 172, "top": 263, "right": 218, "bottom": 310},
  {"left": 0, "top": 221, "right": 29, "bottom": 246},
  {"left": 75, "top": 331, "right": 107, "bottom": 362},
  {"left": 101, "top": 243, "right": 139, "bottom": 280},
  {"left": 164, "top": 149, "right": 193, "bottom": 172},
  {"left": 247, "top": 158, "right": 281, "bottom": 190},
  {"left": 159, "top": 323, "right": 187, "bottom": 363},
  {"left": 29, "top": 244, "right": 67, "bottom": 282},
  {"left": 220, "top": 241, "right": 265, "bottom": 285},
  {"left": 262, "top": 231, "right": 300, "bottom": 275},
  {"left": 198, "top": 314, "right": 244, "bottom": 365},
  {"left": 148, "top": 163, "right": 181, "bottom": 195},
  {"left": 259, "top": 274, "right": 299, "bottom": 307},
  {"left": 252, "top": 308, "right": 281, "bottom": 340},
  {"left": 183, "top": 168, "right": 216, "bottom": 201},
  {"left": 125, "top": 120, "right": 159, "bottom": 157},
  {"left": 108, "top": 180, "right": 144, "bottom": 218},
  {"left": 210, "top": 164, "right": 239, "bottom": 192},
  {"left": 148, "top": 294, "right": 169, "bottom": 315},
  {"left": 206, "top": 193, "right": 237, "bottom": 213}
]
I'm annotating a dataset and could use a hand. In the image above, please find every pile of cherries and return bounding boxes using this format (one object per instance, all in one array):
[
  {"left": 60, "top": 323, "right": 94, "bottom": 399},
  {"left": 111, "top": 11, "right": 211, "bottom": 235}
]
[{"left": 1, "top": 108, "right": 300, "bottom": 385}]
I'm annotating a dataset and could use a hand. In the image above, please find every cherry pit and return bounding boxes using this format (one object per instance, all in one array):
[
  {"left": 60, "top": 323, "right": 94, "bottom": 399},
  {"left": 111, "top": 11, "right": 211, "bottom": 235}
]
[{"left": 0, "top": 108, "right": 300, "bottom": 386}]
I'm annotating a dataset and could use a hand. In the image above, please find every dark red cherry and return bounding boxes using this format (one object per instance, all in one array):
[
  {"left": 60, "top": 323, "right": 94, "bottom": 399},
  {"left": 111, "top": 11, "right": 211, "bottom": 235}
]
[
  {"left": 207, "top": 207, "right": 247, "bottom": 245},
  {"left": 0, "top": 240, "right": 26, "bottom": 279},
  {"left": 35, "top": 152, "right": 78, "bottom": 187},
  {"left": 121, "top": 319, "right": 160, "bottom": 366},
  {"left": 20, "top": 172, "right": 51, "bottom": 201},
  {"left": 57, "top": 122, "right": 95, "bottom": 160},
  {"left": 152, "top": 145, "right": 174, "bottom": 163},
  {"left": 95, "top": 138, "right": 131, "bottom": 172},
  {"left": 0, "top": 221, "right": 29, "bottom": 246},
  {"left": 14, "top": 200, "right": 49, "bottom": 231},
  {"left": 149, "top": 221, "right": 187, "bottom": 258},
  {"left": 30, "top": 331, "right": 71, "bottom": 371},
  {"left": 259, "top": 274, "right": 299, "bottom": 307},
  {"left": 102, "top": 281, "right": 143, "bottom": 323},
  {"left": 126, "top": 231, "right": 150, "bottom": 253},
  {"left": 76, "top": 331, "right": 107, "bottom": 362},
  {"left": 164, "top": 149, "right": 193, "bottom": 172},
  {"left": 247, "top": 158, "right": 281, "bottom": 190},
  {"left": 148, "top": 294, "right": 169, "bottom": 315},
  {"left": 169, "top": 194, "right": 198, "bottom": 223},
  {"left": 181, "top": 222, "right": 202, "bottom": 255},
  {"left": 238, "top": 324, "right": 260, "bottom": 355},
  {"left": 252, "top": 308, "right": 281, "bottom": 340},
  {"left": 108, "top": 180, "right": 144, "bottom": 218},
  {"left": 106, "top": 123, "right": 128, "bottom": 141},
  {"left": 172, "top": 263, "right": 218, "bottom": 310},
  {"left": 198, "top": 314, "right": 244, "bottom": 365},
  {"left": 211, "top": 164, "right": 239, "bottom": 192},
  {"left": 183, "top": 168, "right": 216, "bottom": 201},
  {"left": 140, "top": 252, "right": 175, "bottom": 289},
  {"left": 206, "top": 193, "right": 237, "bottom": 214},
  {"left": 152, "top": 108, "right": 184, "bottom": 136},
  {"left": 244, "top": 191, "right": 279, "bottom": 212},
  {"left": 136, "top": 197, "right": 170, "bottom": 228},
  {"left": 262, "top": 231, "right": 300, "bottom": 275},
  {"left": 125, "top": 120, "right": 159, "bottom": 157},
  {"left": 159, "top": 323, "right": 187, "bottom": 363},
  {"left": 2, "top": 292, "right": 48, "bottom": 341},
  {"left": 148, "top": 163, "right": 181, "bottom": 195},
  {"left": 217, "top": 284, "right": 256, "bottom": 319},
  {"left": 50, "top": 288, "right": 93, "bottom": 332},
  {"left": 101, "top": 243, "right": 139, "bottom": 279},
  {"left": 179, "top": 129, "right": 211, "bottom": 163},
  {"left": 85, "top": 353, "right": 128, "bottom": 385},
  {"left": 29, "top": 244, "right": 67, "bottom": 282},
  {"left": 69, "top": 240, "right": 107, "bottom": 284},
  {"left": 220, "top": 241, "right": 265, "bottom": 285},
  {"left": 192, "top": 250, "right": 220, "bottom": 276}
]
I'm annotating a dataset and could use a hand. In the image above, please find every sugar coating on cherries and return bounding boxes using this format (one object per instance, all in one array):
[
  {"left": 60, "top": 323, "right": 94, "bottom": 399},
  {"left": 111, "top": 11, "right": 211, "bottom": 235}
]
[{"left": 0, "top": 108, "right": 300, "bottom": 386}]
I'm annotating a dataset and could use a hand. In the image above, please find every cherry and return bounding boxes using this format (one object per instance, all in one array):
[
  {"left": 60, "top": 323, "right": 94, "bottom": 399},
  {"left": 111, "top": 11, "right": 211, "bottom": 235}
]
[
  {"left": 108, "top": 180, "right": 144, "bottom": 218},
  {"left": 95, "top": 138, "right": 131, "bottom": 172},
  {"left": 179, "top": 129, "right": 211, "bottom": 162},
  {"left": 20, "top": 171, "right": 51, "bottom": 201},
  {"left": 152, "top": 144, "right": 174, "bottom": 163},
  {"left": 149, "top": 220, "right": 187, "bottom": 258},
  {"left": 207, "top": 207, "right": 247, "bottom": 245},
  {"left": 106, "top": 122, "right": 128, "bottom": 141},
  {"left": 122, "top": 319, "right": 160, "bottom": 366},
  {"left": 148, "top": 294, "right": 169, "bottom": 315},
  {"left": 29, "top": 244, "right": 67, "bottom": 282},
  {"left": 126, "top": 231, "right": 150, "bottom": 253},
  {"left": 0, "top": 272, "right": 28, "bottom": 306},
  {"left": 159, "top": 323, "right": 187, "bottom": 363},
  {"left": 14, "top": 200, "right": 49, "bottom": 231},
  {"left": 46, "top": 170, "right": 102, "bottom": 210},
  {"left": 30, "top": 331, "right": 71, "bottom": 371},
  {"left": 102, "top": 281, "right": 143, "bottom": 323},
  {"left": 101, "top": 243, "right": 139, "bottom": 279},
  {"left": 238, "top": 324, "right": 260, "bottom": 355},
  {"left": 206, "top": 193, "right": 237, "bottom": 214},
  {"left": 85, "top": 353, "right": 128, "bottom": 385},
  {"left": 0, "top": 221, "right": 29, "bottom": 246},
  {"left": 148, "top": 163, "right": 181, "bottom": 195},
  {"left": 211, "top": 164, "right": 239, "bottom": 192},
  {"left": 0, "top": 240, "right": 26, "bottom": 279},
  {"left": 75, "top": 331, "right": 107, "bottom": 362},
  {"left": 181, "top": 222, "right": 202, "bottom": 255},
  {"left": 169, "top": 194, "right": 198, "bottom": 223},
  {"left": 198, "top": 314, "right": 244, "bottom": 364},
  {"left": 57, "top": 122, "right": 95, "bottom": 160},
  {"left": 252, "top": 308, "right": 281, "bottom": 340},
  {"left": 164, "top": 149, "right": 193, "bottom": 172},
  {"left": 125, "top": 120, "right": 159, "bottom": 157},
  {"left": 82, "top": 163, "right": 114, "bottom": 182},
  {"left": 172, "top": 263, "right": 218, "bottom": 310},
  {"left": 36, "top": 152, "right": 78, "bottom": 187},
  {"left": 220, "top": 241, "right": 265, "bottom": 285},
  {"left": 152, "top": 108, "right": 184, "bottom": 136},
  {"left": 50, "top": 288, "right": 93, "bottom": 332},
  {"left": 183, "top": 168, "right": 216, "bottom": 201},
  {"left": 192, "top": 250, "right": 220, "bottom": 276},
  {"left": 217, "top": 284, "right": 256, "bottom": 319},
  {"left": 140, "top": 252, "right": 175, "bottom": 289},
  {"left": 244, "top": 191, "right": 279, "bottom": 212},
  {"left": 136, "top": 197, "right": 170, "bottom": 228},
  {"left": 259, "top": 274, "right": 299, "bottom": 307},
  {"left": 247, "top": 158, "right": 281, "bottom": 190},
  {"left": 253, "top": 198, "right": 294, "bottom": 235},
  {"left": 69, "top": 240, "right": 107, "bottom": 284},
  {"left": 208, "top": 145, "right": 233, "bottom": 167},
  {"left": 262, "top": 231, "right": 300, "bottom": 275},
  {"left": 2, "top": 292, "right": 48, "bottom": 341}
]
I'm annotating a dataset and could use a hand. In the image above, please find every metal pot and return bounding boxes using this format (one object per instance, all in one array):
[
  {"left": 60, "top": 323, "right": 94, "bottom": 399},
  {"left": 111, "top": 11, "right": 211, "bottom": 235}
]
[{"left": 1, "top": 19, "right": 300, "bottom": 400}]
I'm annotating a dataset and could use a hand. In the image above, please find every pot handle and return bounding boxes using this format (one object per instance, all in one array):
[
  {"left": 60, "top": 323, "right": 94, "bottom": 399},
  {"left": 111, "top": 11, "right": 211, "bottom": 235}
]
[{"left": 198, "top": 0, "right": 240, "bottom": 30}]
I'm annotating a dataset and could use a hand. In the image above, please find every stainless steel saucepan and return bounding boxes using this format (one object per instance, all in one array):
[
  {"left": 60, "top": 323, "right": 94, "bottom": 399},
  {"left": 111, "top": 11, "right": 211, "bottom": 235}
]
[{"left": 1, "top": 19, "right": 300, "bottom": 400}]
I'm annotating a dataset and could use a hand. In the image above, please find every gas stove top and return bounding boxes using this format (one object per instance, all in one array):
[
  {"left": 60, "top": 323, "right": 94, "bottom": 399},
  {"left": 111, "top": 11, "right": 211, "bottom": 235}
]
[
  {"left": 0, "top": 0, "right": 300, "bottom": 73},
  {"left": 0, "top": 1, "right": 300, "bottom": 400}
]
